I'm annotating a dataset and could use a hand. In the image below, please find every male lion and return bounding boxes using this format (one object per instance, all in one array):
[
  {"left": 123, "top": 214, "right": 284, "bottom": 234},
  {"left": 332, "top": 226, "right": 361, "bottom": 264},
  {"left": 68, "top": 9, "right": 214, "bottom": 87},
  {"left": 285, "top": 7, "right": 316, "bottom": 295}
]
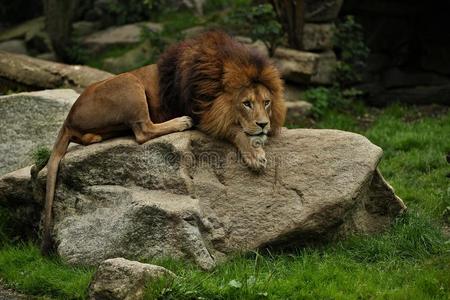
[{"left": 39, "top": 31, "right": 286, "bottom": 254}]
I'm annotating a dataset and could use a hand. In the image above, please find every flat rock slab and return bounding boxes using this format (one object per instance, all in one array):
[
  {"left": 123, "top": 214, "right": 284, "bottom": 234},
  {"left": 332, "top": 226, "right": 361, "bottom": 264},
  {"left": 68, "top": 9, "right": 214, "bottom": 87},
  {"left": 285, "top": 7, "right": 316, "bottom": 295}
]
[
  {"left": 0, "top": 89, "right": 78, "bottom": 175},
  {"left": 83, "top": 22, "right": 163, "bottom": 54},
  {"left": 33, "top": 129, "right": 406, "bottom": 269},
  {"left": 0, "top": 51, "right": 112, "bottom": 91}
]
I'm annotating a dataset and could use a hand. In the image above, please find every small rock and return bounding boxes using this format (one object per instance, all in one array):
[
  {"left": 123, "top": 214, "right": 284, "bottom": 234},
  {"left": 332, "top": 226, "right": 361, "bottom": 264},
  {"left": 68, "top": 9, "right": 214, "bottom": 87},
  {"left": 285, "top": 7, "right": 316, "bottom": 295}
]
[
  {"left": 0, "top": 39, "right": 27, "bottom": 55},
  {"left": 83, "top": 22, "right": 163, "bottom": 53},
  {"left": 102, "top": 41, "right": 152, "bottom": 74},
  {"left": 286, "top": 100, "right": 313, "bottom": 123},
  {"left": 274, "top": 48, "right": 320, "bottom": 82},
  {"left": 88, "top": 258, "right": 175, "bottom": 300}
]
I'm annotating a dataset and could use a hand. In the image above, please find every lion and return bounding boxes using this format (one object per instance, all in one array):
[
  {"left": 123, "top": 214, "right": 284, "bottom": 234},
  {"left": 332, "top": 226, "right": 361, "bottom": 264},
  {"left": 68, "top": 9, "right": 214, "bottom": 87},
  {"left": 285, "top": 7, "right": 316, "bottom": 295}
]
[{"left": 38, "top": 31, "right": 286, "bottom": 254}]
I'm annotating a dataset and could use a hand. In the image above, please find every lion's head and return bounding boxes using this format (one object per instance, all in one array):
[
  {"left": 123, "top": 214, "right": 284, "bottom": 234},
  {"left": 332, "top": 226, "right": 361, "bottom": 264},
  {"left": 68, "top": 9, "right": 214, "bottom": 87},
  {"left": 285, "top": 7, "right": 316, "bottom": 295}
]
[
  {"left": 199, "top": 59, "right": 285, "bottom": 141},
  {"left": 157, "top": 31, "right": 286, "bottom": 139}
]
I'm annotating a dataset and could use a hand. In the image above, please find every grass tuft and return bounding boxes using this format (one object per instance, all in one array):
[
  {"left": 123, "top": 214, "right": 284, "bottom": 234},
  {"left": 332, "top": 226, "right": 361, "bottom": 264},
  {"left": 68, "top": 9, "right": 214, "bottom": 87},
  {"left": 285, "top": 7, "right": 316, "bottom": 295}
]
[{"left": 32, "top": 146, "right": 51, "bottom": 170}]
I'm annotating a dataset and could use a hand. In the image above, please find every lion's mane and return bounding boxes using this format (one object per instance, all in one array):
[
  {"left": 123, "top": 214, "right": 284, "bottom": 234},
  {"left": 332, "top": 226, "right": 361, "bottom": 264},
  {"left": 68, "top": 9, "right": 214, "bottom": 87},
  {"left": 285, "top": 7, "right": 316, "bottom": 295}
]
[{"left": 157, "top": 31, "right": 285, "bottom": 138}]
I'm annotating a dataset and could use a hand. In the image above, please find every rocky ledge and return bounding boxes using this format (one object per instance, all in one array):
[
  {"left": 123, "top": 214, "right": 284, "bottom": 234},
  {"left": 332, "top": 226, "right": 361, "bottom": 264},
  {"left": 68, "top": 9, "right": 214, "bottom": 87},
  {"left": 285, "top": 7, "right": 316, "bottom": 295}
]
[{"left": 3, "top": 129, "right": 404, "bottom": 270}]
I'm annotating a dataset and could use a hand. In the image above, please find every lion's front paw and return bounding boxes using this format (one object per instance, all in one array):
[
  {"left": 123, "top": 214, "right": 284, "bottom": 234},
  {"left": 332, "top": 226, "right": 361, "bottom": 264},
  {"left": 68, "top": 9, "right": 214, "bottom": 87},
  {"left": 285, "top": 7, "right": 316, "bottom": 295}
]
[
  {"left": 175, "top": 116, "right": 193, "bottom": 131},
  {"left": 242, "top": 148, "right": 267, "bottom": 172}
]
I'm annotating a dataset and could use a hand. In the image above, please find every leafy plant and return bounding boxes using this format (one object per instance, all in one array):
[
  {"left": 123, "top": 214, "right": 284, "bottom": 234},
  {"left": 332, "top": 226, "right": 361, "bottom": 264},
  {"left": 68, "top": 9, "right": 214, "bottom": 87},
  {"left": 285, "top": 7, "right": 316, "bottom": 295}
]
[
  {"left": 226, "top": 4, "right": 284, "bottom": 56},
  {"left": 333, "top": 15, "right": 369, "bottom": 87},
  {"left": 32, "top": 146, "right": 51, "bottom": 170}
]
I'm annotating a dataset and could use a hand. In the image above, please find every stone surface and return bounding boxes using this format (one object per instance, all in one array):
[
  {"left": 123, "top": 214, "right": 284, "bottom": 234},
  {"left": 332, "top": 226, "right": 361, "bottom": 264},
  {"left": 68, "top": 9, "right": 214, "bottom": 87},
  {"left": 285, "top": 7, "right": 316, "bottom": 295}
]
[
  {"left": 305, "top": 0, "right": 344, "bottom": 22},
  {"left": 0, "top": 166, "right": 39, "bottom": 241},
  {"left": 285, "top": 101, "right": 313, "bottom": 124},
  {"left": 274, "top": 48, "right": 320, "bottom": 83},
  {"left": 310, "top": 50, "right": 337, "bottom": 85},
  {"left": 31, "top": 129, "right": 406, "bottom": 269},
  {"left": 83, "top": 22, "right": 163, "bottom": 53},
  {"left": 303, "top": 23, "right": 335, "bottom": 51},
  {"left": 0, "top": 39, "right": 28, "bottom": 55},
  {"left": 102, "top": 41, "right": 152, "bottom": 74},
  {"left": 88, "top": 258, "right": 175, "bottom": 300},
  {"left": 0, "top": 51, "right": 112, "bottom": 91},
  {"left": 0, "top": 89, "right": 78, "bottom": 175},
  {"left": 0, "top": 17, "right": 45, "bottom": 42},
  {"left": 237, "top": 37, "right": 320, "bottom": 81}
]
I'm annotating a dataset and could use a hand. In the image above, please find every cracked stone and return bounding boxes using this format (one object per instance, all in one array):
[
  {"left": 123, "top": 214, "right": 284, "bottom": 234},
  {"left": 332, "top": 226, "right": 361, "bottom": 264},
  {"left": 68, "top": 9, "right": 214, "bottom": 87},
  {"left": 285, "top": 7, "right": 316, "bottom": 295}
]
[{"left": 24, "top": 129, "right": 405, "bottom": 268}]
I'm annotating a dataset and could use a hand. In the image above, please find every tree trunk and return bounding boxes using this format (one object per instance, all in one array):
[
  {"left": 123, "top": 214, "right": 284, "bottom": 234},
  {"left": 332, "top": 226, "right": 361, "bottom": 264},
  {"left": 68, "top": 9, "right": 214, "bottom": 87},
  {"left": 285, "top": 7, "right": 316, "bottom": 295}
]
[
  {"left": 270, "top": 0, "right": 305, "bottom": 50},
  {"left": 43, "top": 0, "right": 79, "bottom": 62}
]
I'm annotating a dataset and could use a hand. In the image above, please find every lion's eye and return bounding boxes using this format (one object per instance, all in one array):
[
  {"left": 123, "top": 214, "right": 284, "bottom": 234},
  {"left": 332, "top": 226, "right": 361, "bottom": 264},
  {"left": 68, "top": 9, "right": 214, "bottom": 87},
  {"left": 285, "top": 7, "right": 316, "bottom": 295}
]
[
  {"left": 264, "top": 100, "right": 271, "bottom": 107},
  {"left": 243, "top": 100, "right": 252, "bottom": 109}
]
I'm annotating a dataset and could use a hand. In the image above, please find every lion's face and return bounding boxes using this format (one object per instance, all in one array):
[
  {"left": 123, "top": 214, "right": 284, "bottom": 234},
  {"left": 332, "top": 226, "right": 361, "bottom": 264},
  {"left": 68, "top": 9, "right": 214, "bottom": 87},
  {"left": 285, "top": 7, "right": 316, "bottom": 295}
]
[{"left": 236, "top": 84, "right": 272, "bottom": 138}]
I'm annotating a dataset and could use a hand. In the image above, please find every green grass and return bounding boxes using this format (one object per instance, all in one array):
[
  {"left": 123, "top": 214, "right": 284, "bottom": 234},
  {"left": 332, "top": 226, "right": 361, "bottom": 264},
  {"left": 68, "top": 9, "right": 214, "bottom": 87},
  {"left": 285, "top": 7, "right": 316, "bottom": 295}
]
[
  {"left": 0, "top": 244, "right": 94, "bottom": 299},
  {"left": 32, "top": 146, "right": 51, "bottom": 170},
  {"left": 1, "top": 103, "right": 449, "bottom": 299}
]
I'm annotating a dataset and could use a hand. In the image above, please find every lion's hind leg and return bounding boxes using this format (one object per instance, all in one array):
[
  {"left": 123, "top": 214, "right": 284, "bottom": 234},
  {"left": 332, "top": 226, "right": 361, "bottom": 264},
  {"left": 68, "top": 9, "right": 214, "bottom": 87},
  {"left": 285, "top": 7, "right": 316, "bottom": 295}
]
[{"left": 131, "top": 116, "right": 193, "bottom": 144}]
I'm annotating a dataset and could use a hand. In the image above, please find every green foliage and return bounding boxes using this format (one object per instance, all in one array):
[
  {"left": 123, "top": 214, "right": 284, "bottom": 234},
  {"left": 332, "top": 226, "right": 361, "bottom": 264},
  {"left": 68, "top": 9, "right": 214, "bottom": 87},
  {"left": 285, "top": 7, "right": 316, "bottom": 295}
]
[
  {"left": 333, "top": 15, "right": 369, "bottom": 87},
  {"left": 32, "top": 146, "right": 51, "bottom": 170},
  {"left": 225, "top": 4, "right": 283, "bottom": 56},
  {"left": 303, "top": 87, "right": 363, "bottom": 119},
  {"left": 100, "top": 0, "right": 163, "bottom": 26}
]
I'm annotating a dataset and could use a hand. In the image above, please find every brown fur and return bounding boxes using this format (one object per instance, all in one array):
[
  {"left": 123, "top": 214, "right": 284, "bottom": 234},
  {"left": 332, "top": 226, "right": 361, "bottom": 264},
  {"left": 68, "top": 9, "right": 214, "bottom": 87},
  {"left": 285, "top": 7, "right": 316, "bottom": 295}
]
[{"left": 38, "top": 31, "right": 286, "bottom": 255}]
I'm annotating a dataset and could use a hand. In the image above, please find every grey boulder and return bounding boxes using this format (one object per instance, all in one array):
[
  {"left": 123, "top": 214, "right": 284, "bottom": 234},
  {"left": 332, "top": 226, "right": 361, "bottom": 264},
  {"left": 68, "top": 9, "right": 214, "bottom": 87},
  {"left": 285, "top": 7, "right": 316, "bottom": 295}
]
[
  {"left": 88, "top": 258, "right": 175, "bottom": 300},
  {"left": 32, "top": 129, "right": 406, "bottom": 269}
]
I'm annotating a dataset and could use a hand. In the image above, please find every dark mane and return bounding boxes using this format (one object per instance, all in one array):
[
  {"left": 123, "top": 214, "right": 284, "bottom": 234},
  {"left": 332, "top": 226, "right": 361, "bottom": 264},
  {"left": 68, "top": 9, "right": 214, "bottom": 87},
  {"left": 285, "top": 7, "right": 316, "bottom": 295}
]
[{"left": 157, "top": 31, "right": 275, "bottom": 123}]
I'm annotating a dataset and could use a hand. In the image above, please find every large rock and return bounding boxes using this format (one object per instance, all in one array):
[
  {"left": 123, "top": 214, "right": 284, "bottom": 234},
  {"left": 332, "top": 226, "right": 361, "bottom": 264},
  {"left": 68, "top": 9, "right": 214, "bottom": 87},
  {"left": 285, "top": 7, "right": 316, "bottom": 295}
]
[
  {"left": 31, "top": 129, "right": 405, "bottom": 269},
  {"left": 0, "top": 89, "right": 78, "bottom": 175},
  {"left": 0, "top": 52, "right": 112, "bottom": 92},
  {"left": 88, "top": 258, "right": 175, "bottom": 300}
]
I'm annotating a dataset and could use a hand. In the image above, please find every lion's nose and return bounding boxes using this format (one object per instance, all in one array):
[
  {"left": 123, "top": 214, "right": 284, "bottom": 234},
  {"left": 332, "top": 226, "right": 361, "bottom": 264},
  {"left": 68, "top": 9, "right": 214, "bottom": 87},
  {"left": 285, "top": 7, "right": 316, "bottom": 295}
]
[{"left": 256, "top": 121, "right": 268, "bottom": 129}]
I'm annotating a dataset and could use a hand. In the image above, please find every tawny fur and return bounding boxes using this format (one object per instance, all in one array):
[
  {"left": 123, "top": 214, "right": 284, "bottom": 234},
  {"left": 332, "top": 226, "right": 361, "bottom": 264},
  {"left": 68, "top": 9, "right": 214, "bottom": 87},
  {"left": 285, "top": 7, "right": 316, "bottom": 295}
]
[{"left": 37, "top": 31, "right": 286, "bottom": 255}]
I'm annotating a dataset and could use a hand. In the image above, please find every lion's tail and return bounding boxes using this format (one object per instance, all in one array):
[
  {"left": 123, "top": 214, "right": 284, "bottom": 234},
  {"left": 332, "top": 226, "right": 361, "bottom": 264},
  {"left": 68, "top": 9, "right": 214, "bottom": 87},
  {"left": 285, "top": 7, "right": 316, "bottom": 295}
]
[{"left": 41, "top": 125, "right": 71, "bottom": 255}]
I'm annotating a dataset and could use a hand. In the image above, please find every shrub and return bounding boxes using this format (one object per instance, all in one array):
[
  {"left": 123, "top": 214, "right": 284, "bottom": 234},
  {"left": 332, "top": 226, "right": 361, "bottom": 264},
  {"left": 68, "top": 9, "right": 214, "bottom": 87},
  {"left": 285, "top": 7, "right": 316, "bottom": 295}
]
[{"left": 225, "top": 4, "right": 283, "bottom": 56}]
